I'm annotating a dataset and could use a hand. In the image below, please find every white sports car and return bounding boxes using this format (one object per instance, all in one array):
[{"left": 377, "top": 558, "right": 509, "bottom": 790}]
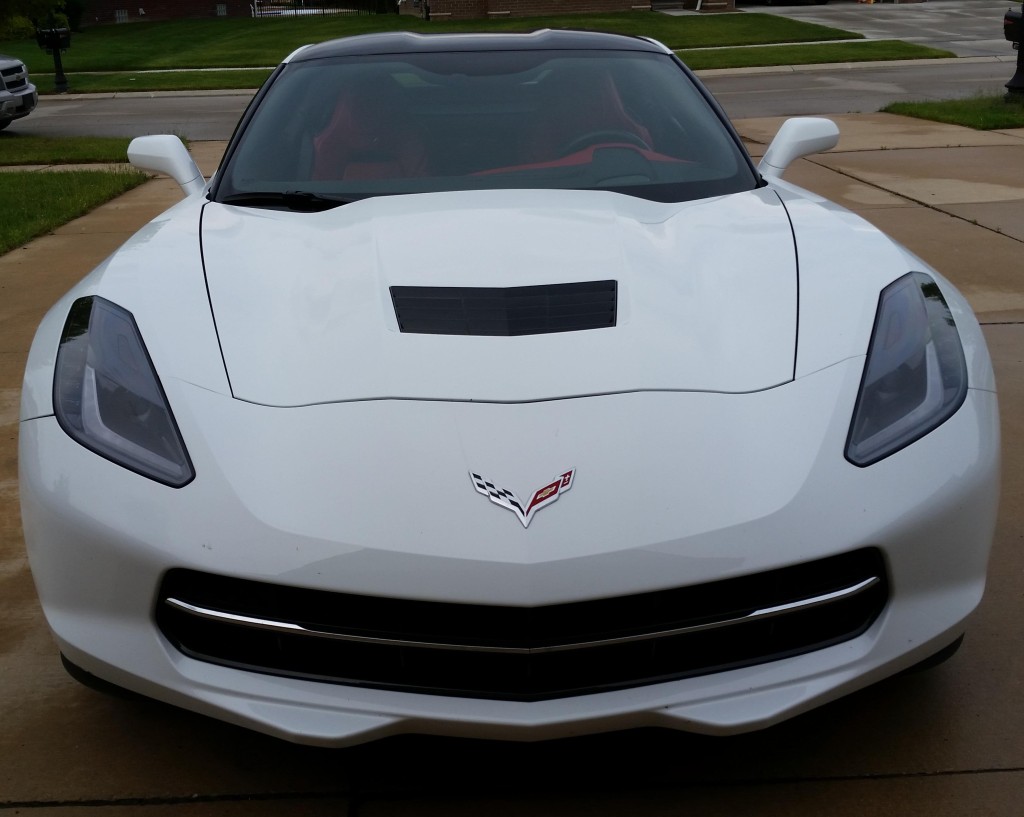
[{"left": 20, "top": 30, "right": 1000, "bottom": 747}]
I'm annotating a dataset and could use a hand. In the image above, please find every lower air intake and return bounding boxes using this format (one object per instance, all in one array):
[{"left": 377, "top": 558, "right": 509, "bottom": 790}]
[{"left": 157, "top": 549, "right": 887, "bottom": 702}]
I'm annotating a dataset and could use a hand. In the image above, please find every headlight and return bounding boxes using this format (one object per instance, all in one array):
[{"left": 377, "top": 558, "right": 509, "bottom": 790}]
[
  {"left": 54, "top": 296, "right": 195, "bottom": 487},
  {"left": 846, "top": 272, "right": 967, "bottom": 466}
]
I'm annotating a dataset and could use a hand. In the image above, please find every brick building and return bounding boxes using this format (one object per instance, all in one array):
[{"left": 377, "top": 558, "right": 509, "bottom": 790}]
[
  {"left": 83, "top": 0, "right": 740, "bottom": 25},
  {"left": 85, "top": 0, "right": 250, "bottom": 24},
  {"left": 401, "top": 0, "right": 650, "bottom": 20},
  {"left": 400, "top": 1, "right": 738, "bottom": 20}
]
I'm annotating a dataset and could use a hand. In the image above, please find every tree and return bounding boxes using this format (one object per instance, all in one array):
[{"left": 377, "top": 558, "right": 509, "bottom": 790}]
[{"left": 0, "top": 0, "right": 64, "bottom": 25}]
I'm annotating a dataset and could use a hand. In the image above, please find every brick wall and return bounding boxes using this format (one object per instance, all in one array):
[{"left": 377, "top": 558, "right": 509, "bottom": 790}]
[
  {"left": 405, "top": 0, "right": 647, "bottom": 20},
  {"left": 426, "top": 0, "right": 487, "bottom": 18},
  {"left": 484, "top": 0, "right": 646, "bottom": 16},
  {"left": 86, "top": 0, "right": 248, "bottom": 23},
  {"left": 89, "top": 0, "right": 650, "bottom": 23}
]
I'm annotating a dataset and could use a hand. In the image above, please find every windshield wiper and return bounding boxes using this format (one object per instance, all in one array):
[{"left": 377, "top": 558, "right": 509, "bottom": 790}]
[{"left": 218, "top": 190, "right": 354, "bottom": 212}]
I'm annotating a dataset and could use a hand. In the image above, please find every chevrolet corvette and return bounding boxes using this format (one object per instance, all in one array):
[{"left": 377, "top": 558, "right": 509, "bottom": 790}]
[{"left": 19, "top": 30, "right": 1000, "bottom": 746}]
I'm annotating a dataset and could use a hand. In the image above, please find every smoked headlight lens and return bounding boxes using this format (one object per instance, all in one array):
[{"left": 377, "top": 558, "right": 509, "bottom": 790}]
[
  {"left": 846, "top": 272, "right": 967, "bottom": 467},
  {"left": 54, "top": 296, "right": 195, "bottom": 487}
]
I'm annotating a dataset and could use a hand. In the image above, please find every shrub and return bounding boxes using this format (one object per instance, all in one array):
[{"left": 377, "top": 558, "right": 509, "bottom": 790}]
[{"left": 0, "top": 14, "right": 37, "bottom": 39}]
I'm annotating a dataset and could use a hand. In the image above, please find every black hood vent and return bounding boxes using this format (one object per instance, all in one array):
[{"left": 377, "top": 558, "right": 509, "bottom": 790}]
[{"left": 390, "top": 280, "right": 617, "bottom": 336}]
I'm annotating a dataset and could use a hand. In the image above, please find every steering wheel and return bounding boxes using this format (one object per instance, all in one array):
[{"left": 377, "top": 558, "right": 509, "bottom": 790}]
[{"left": 558, "top": 130, "right": 651, "bottom": 157}]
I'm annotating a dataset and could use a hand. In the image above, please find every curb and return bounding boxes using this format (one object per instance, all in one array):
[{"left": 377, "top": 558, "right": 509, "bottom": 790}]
[{"left": 40, "top": 88, "right": 262, "bottom": 100}]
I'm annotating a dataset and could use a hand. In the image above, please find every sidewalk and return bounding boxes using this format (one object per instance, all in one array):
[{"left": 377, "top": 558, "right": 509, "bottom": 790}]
[{"left": 0, "top": 115, "right": 1022, "bottom": 815}]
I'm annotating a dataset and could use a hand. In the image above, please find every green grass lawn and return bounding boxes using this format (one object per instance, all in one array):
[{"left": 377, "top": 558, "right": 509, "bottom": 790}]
[
  {"left": 680, "top": 40, "right": 953, "bottom": 71},
  {"left": 883, "top": 96, "right": 1024, "bottom": 130},
  {"left": 0, "top": 133, "right": 133, "bottom": 165},
  {"left": 1, "top": 12, "right": 857, "bottom": 72},
  {"left": 0, "top": 169, "right": 148, "bottom": 255}
]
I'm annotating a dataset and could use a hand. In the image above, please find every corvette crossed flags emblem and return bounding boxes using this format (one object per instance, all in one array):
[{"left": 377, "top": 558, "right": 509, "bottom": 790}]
[{"left": 470, "top": 469, "right": 575, "bottom": 528}]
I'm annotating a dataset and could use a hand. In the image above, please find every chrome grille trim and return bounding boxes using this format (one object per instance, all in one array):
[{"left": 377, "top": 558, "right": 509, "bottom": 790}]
[
  {"left": 158, "top": 549, "right": 889, "bottom": 700},
  {"left": 0, "top": 64, "right": 28, "bottom": 91},
  {"left": 165, "top": 576, "right": 880, "bottom": 656}
]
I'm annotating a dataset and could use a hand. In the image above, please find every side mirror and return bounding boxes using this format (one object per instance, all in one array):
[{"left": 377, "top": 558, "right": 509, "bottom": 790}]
[
  {"left": 758, "top": 117, "right": 840, "bottom": 181},
  {"left": 128, "top": 135, "right": 205, "bottom": 196}
]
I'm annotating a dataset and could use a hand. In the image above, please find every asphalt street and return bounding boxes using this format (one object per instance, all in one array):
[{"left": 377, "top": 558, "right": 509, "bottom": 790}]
[
  {"left": 704, "top": 57, "right": 1015, "bottom": 118},
  {"left": 11, "top": 0, "right": 1023, "bottom": 139},
  {"left": 11, "top": 57, "right": 1017, "bottom": 139},
  {"left": 13, "top": 90, "right": 255, "bottom": 140}
]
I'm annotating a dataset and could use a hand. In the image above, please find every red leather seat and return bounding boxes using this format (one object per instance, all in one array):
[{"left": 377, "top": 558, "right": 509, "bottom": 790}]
[
  {"left": 525, "top": 68, "right": 653, "bottom": 162},
  {"left": 312, "top": 77, "right": 428, "bottom": 181}
]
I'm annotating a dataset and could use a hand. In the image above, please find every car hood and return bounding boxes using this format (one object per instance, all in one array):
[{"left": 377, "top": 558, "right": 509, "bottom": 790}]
[{"left": 201, "top": 187, "right": 797, "bottom": 406}]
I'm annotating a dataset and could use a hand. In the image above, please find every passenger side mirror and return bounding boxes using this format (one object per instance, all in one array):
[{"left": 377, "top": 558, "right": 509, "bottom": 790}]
[{"left": 758, "top": 117, "right": 840, "bottom": 181}]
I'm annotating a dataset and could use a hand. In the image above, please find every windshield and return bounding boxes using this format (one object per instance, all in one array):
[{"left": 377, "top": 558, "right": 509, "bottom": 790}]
[{"left": 215, "top": 49, "right": 757, "bottom": 206}]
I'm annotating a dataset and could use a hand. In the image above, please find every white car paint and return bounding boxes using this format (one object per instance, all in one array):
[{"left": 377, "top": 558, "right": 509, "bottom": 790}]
[{"left": 203, "top": 188, "right": 799, "bottom": 405}]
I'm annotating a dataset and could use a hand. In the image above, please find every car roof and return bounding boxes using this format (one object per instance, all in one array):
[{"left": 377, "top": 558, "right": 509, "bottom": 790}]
[{"left": 286, "top": 29, "right": 672, "bottom": 63}]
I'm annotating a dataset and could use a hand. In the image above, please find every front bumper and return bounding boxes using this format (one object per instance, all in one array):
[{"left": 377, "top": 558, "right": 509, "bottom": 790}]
[
  {"left": 20, "top": 358, "right": 1000, "bottom": 746},
  {"left": 0, "top": 85, "right": 37, "bottom": 124}
]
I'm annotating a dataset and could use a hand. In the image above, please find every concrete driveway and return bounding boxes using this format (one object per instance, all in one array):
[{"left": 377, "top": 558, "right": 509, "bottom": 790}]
[
  {"left": 745, "top": 0, "right": 1014, "bottom": 58},
  {"left": 1, "top": 116, "right": 1021, "bottom": 814}
]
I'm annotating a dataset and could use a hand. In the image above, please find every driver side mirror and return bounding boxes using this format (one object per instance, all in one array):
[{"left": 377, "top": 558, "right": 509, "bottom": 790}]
[{"left": 128, "top": 135, "right": 206, "bottom": 196}]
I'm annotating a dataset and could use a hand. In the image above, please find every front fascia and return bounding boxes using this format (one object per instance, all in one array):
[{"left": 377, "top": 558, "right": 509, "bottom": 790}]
[{"left": 20, "top": 372, "right": 999, "bottom": 743}]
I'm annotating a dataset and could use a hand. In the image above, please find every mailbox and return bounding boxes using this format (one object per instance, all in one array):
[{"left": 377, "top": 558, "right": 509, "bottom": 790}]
[
  {"left": 1005, "top": 7, "right": 1022, "bottom": 45},
  {"left": 34, "top": 26, "right": 70, "bottom": 92},
  {"left": 35, "top": 27, "right": 71, "bottom": 54}
]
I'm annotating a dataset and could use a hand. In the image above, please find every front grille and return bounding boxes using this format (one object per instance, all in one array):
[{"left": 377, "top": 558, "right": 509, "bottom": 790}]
[
  {"left": 157, "top": 549, "right": 887, "bottom": 701},
  {"left": 390, "top": 280, "right": 617, "bottom": 336},
  {"left": 0, "top": 64, "right": 28, "bottom": 92}
]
